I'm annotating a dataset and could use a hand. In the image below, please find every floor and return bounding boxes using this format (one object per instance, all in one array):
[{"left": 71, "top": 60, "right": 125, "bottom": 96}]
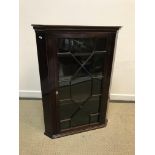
[{"left": 19, "top": 100, "right": 135, "bottom": 155}]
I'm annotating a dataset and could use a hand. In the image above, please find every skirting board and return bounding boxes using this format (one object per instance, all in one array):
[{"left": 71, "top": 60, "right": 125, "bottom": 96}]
[{"left": 19, "top": 90, "right": 135, "bottom": 102}]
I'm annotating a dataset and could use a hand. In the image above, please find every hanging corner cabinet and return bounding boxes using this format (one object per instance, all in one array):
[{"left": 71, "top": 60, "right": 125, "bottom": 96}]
[{"left": 32, "top": 25, "right": 121, "bottom": 138}]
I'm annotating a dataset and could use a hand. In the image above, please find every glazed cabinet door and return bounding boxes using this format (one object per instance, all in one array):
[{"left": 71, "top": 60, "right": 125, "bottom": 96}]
[{"left": 48, "top": 32, "right": 117, "bottom": 133}]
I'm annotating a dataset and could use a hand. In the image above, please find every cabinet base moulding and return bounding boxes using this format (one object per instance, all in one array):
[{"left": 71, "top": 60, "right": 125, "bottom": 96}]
[{"left": 44, "top": 120, "right": 108, "bottom": 139}]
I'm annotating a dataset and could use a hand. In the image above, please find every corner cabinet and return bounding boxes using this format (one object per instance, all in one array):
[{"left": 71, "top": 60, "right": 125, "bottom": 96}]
[{"left": 32, "top": 25, "right": 121, "bottom": 138}]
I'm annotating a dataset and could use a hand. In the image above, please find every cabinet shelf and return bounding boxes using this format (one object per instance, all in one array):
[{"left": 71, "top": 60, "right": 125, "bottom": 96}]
[
  {"left": 59, "top": 75, "right": 103, "bottom": 87},
  {"left": 58, "top": 50, "right": 108, "bottom": 56}
]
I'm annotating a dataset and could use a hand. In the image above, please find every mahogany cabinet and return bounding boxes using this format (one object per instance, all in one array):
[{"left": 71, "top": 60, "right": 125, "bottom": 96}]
[{"left": 32, "top": 25, "right": 121, "bottom": 138}]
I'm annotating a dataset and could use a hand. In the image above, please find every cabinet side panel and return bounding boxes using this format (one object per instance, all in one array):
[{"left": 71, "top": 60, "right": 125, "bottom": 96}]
[
  {"left": 99, "top": 32, "right": 117, "bottom": 123},
  {"left": 35, "top": 31, "right": 54, "bottom": 134}
]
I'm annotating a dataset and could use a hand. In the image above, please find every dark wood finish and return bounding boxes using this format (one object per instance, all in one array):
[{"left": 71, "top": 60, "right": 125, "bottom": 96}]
[
  {"left": 32, "top": 25, "right": 121, "bottom": 138},
  {"left": 32, "top": 25, "right": 120, "bottom": 31}
]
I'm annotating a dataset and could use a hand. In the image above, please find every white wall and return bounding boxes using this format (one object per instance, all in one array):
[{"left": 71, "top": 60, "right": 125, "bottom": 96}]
[{"left": 19, "top": 0, "right": 135, "bottom": 101}]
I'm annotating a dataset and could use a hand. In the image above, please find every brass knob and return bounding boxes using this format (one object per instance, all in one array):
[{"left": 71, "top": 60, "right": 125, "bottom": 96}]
[{"left": 56, "top": 91, "right": 58, "bottom": 95}]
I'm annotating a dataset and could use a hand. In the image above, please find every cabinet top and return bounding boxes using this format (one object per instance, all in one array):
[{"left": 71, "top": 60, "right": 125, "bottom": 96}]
[{"left": 32, "top": 25, "right": 121, "bottom": 31}]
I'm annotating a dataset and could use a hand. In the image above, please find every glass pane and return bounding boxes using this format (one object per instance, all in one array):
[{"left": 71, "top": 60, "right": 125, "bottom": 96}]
[
  {"left": 59, "top": 38, "right": 95, "bottom": 54},
  {"left": 59, "top": 81, "right": 70, "bottom": 100},
  {"left": 59, "top": 100, "right": 78, "bottom": 120},
  {"left": 92, "top": 78, "right": 102, "bottom": 95},
  {"left": 60, "top": 120, "right": 70, "bottom": 130},
  {"left": 58, "top": 53, "right": 80, "bottom": 81},
  {"left": 57, "top": 38, "right": 106, "bottom": 130},
  {"left": 86, "top": 96, "right": 100, "bottom": 114},
  {"left": 71, "top": 77, "right": 91, "bottom": 102},
  {"left": 71, "top": 96, "right": 100, "bottom": 127},
  {"left": 85, "top": 52, "right": 105, "bottom": 77},
  {"left": 90, "top": 114, "right": 99, "bottom": 123},
  {"left": 71, "top": 108, "right": 89, "bottom": 127},
  {"left": 95, "top": 38, "right": 107, "bottom": 51}
]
